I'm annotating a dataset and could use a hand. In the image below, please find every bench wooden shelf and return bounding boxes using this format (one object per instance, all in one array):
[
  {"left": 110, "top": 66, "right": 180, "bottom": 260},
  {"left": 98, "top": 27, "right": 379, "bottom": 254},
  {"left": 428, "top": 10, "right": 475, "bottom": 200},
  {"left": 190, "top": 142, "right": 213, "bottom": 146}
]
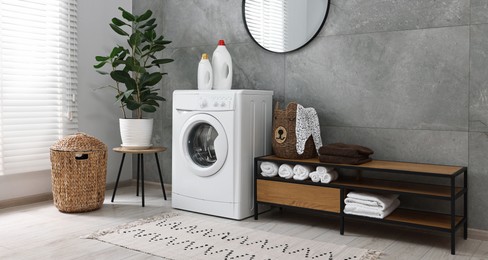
[
  {"left": 254, "top": 155, "right": 468, "bottom": 255},
  {"left": 333, "top": 178, "right": 463, "bottom": 199}
]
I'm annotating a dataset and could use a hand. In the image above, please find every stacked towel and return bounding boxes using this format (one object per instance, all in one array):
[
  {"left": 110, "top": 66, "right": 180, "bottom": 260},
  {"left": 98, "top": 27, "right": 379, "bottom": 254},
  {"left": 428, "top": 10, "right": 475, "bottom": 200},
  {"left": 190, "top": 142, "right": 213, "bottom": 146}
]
[
  {"left": 260, "top": 162, "right": 279, "bottom": 177},
  {"left": 344, "top": 191, "right": 400, "bottom": 219},
  {"left": 292, "top": 164, "right": 312, "bottom": 181},
  {"left": 309, "top": 166, "right": 338, "bottom": 183},
  {"left": 318, "top": 143, "right": 374, "bottom": 165},
  {"left": 278, "top": 164, "right": 294, "bottom": 179}
]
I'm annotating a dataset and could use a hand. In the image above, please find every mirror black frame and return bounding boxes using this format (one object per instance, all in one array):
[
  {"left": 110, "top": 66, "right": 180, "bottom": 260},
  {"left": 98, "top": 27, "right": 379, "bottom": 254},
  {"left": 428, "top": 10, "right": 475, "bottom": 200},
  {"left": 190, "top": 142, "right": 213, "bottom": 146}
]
[{"left": 242, "top": 0, "right": 330, "bottom": 54}]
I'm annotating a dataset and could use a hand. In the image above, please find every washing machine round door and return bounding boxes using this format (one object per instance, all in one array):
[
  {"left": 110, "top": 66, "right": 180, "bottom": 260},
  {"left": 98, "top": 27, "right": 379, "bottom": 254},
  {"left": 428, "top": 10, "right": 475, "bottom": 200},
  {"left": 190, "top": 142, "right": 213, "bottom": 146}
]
[{"left": 180, "top": 113, "right": 228, "bottom": 177}]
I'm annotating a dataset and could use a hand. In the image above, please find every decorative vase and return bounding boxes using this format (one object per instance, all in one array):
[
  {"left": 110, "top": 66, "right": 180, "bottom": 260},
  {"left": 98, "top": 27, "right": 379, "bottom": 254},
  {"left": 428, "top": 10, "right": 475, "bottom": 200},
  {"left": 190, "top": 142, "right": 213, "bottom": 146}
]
[{"left": 119, "top": 118, "right": 153, "bottom": 149}]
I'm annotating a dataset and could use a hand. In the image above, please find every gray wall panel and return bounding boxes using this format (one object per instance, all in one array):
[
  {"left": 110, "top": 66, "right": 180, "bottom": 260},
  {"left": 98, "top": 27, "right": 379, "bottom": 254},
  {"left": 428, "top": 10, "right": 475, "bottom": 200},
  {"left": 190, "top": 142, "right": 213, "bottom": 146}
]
[
  {"left": 322, "top": 0, "right": 469, "bottom": 36},
  {"left": 287, "top": 27, "right": 469, "bottom": 131},
  {"left": 470, "top": 24, "right": 488, "bottom": 132},
  {"left": 132, "top": 0, "right": 488, "bottom": 230},
  {"left": 471, "top": 0, "right": 488, "bottom": 25}
]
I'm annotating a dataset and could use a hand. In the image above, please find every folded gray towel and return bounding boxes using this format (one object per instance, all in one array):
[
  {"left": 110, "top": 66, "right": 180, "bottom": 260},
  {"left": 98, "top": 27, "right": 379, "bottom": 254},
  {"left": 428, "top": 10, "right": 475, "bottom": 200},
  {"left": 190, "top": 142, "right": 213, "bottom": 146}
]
[
  {"left": 319, "top": 143, "right": 374, "bottom": 158},
  {"left": 319, "top": 155, "right": 372, "bottom": 165}
]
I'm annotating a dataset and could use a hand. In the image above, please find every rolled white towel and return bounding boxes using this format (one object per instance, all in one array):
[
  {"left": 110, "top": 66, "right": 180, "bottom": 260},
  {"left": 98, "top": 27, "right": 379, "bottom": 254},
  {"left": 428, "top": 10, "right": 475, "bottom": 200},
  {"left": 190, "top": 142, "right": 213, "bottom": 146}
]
[
  {"left": 316, "top": 166, "right": 335, "bottom": 174},
  {"left": 320, "top": 170, "right": 338, "bottom": 183},
  {"left": 278, "top": 164, "right": 294, "bottom": 179},
  {"left": 345, "top": 191, "right": 399, "bottom": 210},
  {"left": 260, "top": 162, "right": 279, "bottom": 177},
  {"left": 344, "top": 198, "right": 400, "bottom": 219},
  {"left": 293, "top": 164, "right": 312, "bottom": 181},
  {"left": 309, "top": 171, "right": 321, "bottom": 182}
]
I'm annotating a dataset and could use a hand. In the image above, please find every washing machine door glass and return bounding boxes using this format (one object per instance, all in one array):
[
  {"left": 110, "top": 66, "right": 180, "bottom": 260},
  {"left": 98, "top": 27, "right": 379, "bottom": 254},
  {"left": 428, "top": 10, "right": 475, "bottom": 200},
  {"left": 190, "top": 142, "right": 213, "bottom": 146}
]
[
  {"left": 188, "top": 123, "right": 218, "bottom": 167},
  {"left": 181, "top": 114, "right": 228, "bottom": 177}
]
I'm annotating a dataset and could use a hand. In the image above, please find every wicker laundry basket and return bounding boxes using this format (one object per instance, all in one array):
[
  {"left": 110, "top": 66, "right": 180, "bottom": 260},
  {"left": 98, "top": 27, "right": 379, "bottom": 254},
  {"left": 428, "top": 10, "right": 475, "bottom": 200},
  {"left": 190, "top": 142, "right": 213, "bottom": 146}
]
[
  {"left": 272, "top": 102, "right": 317, "bottom": 159},
  {"left": 50, "top": 133, "right": 107, "bottom": 213}
]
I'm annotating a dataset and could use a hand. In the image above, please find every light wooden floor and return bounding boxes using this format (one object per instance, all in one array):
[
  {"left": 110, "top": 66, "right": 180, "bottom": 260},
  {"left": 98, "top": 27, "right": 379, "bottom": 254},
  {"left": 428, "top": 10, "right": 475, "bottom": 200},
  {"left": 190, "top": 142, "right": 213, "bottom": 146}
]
[{"left": 0, "top": 184, "right": 486, "bottom": 260}]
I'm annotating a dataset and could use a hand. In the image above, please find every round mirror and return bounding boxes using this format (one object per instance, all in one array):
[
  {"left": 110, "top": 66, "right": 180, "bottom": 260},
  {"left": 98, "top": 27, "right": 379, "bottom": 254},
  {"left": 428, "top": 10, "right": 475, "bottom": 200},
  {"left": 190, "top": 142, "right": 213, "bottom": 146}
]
[{"left": 243, "top": 0, "right": 330, "bottom": 53}]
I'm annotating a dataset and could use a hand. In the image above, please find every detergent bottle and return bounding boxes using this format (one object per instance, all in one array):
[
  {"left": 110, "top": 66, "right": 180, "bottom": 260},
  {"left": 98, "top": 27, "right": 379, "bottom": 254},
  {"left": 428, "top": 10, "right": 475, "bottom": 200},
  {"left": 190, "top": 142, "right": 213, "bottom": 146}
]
[
  {"left": 197, "top": 53, "right": 213, "bottom": 90},
  {"left": 211, "top": 40, "right": 232, "bottom": 89}
]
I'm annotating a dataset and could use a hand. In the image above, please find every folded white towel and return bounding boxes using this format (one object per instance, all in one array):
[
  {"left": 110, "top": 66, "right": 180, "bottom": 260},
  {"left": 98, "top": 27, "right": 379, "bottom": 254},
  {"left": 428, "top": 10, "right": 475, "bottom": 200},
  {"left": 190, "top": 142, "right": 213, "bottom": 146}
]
[
  {"left": 316, "top": 166, "right": 335, "bottom": 174},
  {"left": 320, "top": 170, "right": 338, "bottom": 183},
  {"left": 345, "top": 191, "right": 399, "bottom": 210},
  {"left": 293, "top": 164, "right": 312, "bottom": 181},
  {"left": 309, "top": 171, "right": 321, "bottom": 182},
  {"left": 278, "top": 164, "right": 294, "bottom": 179},
  {"left": 260, "top": 162, "right": 279, "bottom": 177},
  {"left": 344, "top": 199, "right": 400, "bottom": 219}
]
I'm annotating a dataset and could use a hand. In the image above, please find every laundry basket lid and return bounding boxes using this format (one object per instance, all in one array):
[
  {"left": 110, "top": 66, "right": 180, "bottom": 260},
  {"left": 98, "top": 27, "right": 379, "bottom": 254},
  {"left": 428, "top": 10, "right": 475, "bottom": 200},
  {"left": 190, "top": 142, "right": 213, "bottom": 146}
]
[{"left": 50, "top": 132, "right": 107, "bottom": 152}]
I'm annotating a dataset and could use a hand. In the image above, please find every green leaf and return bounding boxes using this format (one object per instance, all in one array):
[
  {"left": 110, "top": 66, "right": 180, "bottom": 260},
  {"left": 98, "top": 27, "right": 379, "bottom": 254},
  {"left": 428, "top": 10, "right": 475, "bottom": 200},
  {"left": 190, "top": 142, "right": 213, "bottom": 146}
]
[
  {"left": 141, "top": 72, "right": 162, "bottom": 87},
  {"left": 129, "top": 31, "right": 142, "bottom": 47},
  {"left": 136, "top": 10, "right": 152, "bottom": 22},
  {"left": 110, "top": 24, "right": 129, "bottom": 36},
  {"left": 95, "top": 56, "right": 109, "bottom": 62},
  {"left": 115, "top": 92, "right": 125, "bottom": 102},
  {"left": 118, "top": 7, "right": 135, "bottom": 21},
  {"left": 110, "top": 70, "right": 131, "bottom": 83},
  {"left": 125, "top": 78, "right": 137, "bottom": 90},
  {"left": 124, "top": 89, "right": 134, "bottom": 98},
  {"left": 112, "top": 17, "right": 128, "bottom": 27},
  {"left": 93, "top": 62, "right": 106, "bottom": 69},
  {"left": 150, "top": 45, "right": 166, "bottom": 52},
  {"left": 152, "top": 59, "right": 174, "bottom": 65},
  {"left": 141, "top": 104, "right": 157, "bottom": 113},
  {"left": 140, "top": 18, "right": 155, "bottom": 28},
  {"left": 110, "top": 46, "right": 124, "bottom": 57},
  {"left": 126, "top": 99, "right": 141, "bottom": 110},
  {"left": 143, "top": 99, "right": 160, "bottom": 107},
  {"left": 155, "top": 40, "right": 172, "bottom": 45},
  {"left": 112, "top": 59, "right": 126, "bottom": 67},
  {"left": 141, "top": 45, "right": 151, "bottom": 52},
  {"left": 151, "top": 95, "right": 166, "bottom": 101},
  {"left": 144, "top": 24, "right": 157, "bottom": 32},
  {"left": 96, "top": 70, "right": 109, "bottom": 75}
]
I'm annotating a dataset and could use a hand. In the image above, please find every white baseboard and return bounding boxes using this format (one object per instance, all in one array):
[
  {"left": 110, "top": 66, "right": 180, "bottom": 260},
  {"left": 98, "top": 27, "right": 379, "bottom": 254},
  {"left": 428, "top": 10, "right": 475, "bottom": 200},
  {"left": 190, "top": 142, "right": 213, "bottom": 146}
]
[
  {"left": 468, "top": 228, "right": 488, "bottom": 241},
  {"left": 0, "top": 179, "right": 135, "bottom": 209},
  {"left": 0, "top": 192, "right": 54, "bottom": 209}
]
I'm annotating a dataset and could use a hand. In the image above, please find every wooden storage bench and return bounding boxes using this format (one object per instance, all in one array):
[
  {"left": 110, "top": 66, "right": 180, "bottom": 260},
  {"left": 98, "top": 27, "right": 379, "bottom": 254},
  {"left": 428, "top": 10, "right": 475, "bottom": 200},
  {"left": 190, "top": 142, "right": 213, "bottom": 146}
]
[{"left": 253, "top": 155, "right": 468, "bottom": 255}]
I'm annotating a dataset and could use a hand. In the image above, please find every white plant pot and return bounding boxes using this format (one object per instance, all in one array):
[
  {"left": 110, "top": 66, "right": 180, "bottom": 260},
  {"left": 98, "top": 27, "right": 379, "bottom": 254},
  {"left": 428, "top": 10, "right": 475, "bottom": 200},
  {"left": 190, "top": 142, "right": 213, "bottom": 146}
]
[{"left": 119, "top": 118, "right": 153, "bottom": 149}]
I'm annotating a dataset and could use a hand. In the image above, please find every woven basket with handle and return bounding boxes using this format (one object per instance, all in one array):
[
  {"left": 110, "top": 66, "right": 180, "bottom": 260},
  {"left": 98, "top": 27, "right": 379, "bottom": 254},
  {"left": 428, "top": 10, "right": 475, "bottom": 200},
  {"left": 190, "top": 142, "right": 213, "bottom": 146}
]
[
  {"left": 272, "top": 102, "right": 317, "bottom": 159},
  {"left": 50, "top": 133, "right": 107, "bottom": 213}
]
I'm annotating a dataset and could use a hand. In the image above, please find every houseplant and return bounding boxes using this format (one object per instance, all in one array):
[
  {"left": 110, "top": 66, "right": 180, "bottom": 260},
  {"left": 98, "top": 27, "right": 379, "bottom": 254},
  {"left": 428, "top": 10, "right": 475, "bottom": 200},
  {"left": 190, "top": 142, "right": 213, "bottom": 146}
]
[{"left": 94, "top": 7, "right": 173, "bottom": 148}]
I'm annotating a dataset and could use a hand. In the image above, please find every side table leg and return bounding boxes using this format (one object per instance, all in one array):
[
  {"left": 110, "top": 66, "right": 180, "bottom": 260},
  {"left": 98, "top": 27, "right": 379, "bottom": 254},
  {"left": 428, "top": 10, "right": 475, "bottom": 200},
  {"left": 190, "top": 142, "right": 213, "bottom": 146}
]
[
  {"left": 141, "top": 154, "right": 145, "bottom": 207},
  {"left": 111, "top": 153, "right": 126, "bottom": 202},
  {"left": 154, "top": 153, "right": 167, "bottom": 200},
  {"left": 136, "top": 154, "right": 140, "bottom": 196}
]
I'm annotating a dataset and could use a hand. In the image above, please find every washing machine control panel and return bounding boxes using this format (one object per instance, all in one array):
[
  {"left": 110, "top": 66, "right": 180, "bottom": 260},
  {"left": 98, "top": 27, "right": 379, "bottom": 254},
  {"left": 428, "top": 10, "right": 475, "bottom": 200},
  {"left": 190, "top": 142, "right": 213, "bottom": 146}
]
[
  {"left": 174, "top": 92, "right": 237, "bottom": 111},
  {"left": 197, "top": 94, "right": 235, "bottom": 111}
]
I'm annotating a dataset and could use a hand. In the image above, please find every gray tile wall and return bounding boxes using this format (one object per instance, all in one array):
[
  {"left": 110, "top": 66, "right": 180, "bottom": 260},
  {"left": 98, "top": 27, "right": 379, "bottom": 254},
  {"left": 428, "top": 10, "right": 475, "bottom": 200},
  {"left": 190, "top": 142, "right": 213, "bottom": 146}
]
[{"left": 133, "top": 0, "right": 488, "bottom": 230}]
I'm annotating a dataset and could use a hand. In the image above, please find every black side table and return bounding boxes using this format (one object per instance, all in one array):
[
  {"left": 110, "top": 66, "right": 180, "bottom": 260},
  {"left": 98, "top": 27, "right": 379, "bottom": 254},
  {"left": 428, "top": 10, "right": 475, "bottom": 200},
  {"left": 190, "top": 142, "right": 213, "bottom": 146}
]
[{"left": 111, "top": 146, "right": 167, "bottom": 207}]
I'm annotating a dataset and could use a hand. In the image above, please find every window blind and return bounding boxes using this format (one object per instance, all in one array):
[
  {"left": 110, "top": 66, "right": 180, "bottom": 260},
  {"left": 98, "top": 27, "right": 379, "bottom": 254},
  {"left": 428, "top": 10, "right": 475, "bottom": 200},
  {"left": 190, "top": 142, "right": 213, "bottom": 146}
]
[
  {"left": 245, "top": 0, "right": 288, "bottom": 52},
  {"left": 0, "top": 0, "right": 78, "bottom": 175}
]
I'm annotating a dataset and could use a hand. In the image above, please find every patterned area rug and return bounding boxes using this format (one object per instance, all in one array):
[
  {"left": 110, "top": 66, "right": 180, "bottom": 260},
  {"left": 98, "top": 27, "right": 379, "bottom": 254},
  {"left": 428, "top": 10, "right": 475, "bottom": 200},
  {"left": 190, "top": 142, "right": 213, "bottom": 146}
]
[{"left": 84, "top": 213, "right": 381, "bottom": 260}]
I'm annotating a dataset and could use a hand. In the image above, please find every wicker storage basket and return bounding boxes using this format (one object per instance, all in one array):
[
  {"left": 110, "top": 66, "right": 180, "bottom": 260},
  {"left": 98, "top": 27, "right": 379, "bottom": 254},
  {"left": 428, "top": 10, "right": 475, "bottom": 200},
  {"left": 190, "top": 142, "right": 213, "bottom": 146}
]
[
  {"left": 272, "top": 102, "right": 317, "bottom": 159},
  {"left": 50, "top": 133, "right": 107, "bottom": 213}
]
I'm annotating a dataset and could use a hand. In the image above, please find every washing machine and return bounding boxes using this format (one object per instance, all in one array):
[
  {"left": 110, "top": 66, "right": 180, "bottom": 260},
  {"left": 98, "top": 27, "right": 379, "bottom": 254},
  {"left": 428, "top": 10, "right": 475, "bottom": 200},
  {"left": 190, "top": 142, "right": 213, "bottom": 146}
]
[{"left": 172, "top": 89, "right": 273, "bottom": 220}]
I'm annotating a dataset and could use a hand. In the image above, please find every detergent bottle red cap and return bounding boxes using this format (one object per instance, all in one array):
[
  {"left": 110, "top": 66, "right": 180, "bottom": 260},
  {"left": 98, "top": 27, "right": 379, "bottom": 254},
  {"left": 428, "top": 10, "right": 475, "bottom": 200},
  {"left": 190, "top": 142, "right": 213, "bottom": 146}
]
[{"left": 218, "top": 39, "right": 225, "bottom": 46}]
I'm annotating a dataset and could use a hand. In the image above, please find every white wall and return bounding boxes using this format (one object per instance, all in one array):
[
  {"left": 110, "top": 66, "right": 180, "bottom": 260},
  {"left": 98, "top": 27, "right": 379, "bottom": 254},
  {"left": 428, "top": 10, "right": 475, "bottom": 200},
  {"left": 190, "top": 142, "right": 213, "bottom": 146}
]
[
  {"left": 78, "top": 0, "right": 133, "bottom": 184},
  {"left": 0, "top": 0, "right": 132, "bottom": 202}
]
